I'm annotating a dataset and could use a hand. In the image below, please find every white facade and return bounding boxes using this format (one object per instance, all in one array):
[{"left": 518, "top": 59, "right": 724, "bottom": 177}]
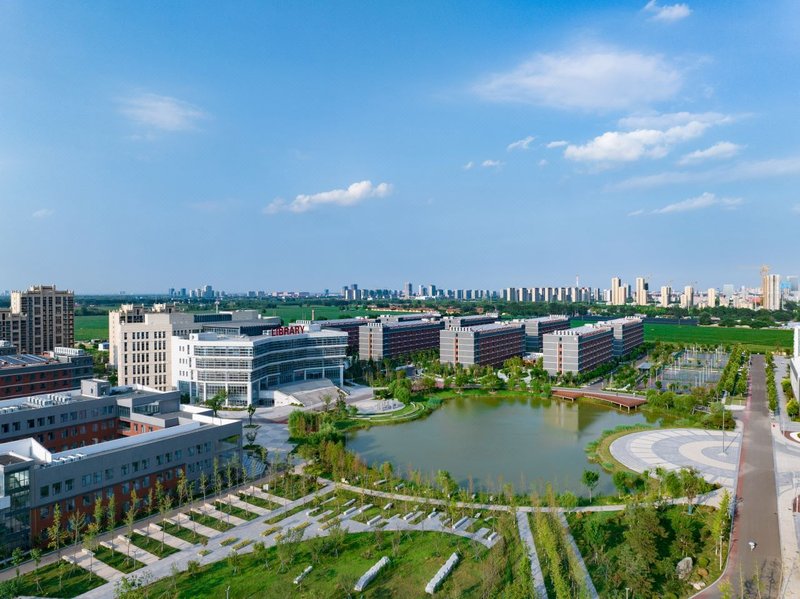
[
  {"left": 172, "top": 326, "right": 348, "bottom": 406},
  {"left": 660, "top": 285, "right": 672, "bottom": 308},
  {"left": 635, "top": 277, "right": 648, "bottom": 306}
]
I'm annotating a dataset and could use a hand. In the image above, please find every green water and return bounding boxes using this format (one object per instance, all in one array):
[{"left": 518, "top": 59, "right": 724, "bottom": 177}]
[{"left": 347, "top": 395, "right": 657, "bottom": 497}]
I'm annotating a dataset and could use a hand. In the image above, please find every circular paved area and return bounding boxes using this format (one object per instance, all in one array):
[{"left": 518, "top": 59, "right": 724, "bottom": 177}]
[{"left": 610, "top": 428, "right": 742, "bottom": 490}]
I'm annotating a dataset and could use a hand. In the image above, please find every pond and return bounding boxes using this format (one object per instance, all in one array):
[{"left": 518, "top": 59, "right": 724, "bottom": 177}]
[{"left": 346, "top": 395, "right": 659, "bottom": 497}]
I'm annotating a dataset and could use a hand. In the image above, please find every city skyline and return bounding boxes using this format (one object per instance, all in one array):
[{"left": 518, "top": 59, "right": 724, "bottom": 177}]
[{"left": 1, "top": 1, "right": 799, "bottom": 291}]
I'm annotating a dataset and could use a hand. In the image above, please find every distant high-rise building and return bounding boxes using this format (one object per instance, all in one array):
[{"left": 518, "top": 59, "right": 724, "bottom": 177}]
[
  {"left": 707, "top": 288, "right": 718, "bottom": 308},
  {"left": 660, "top": 285, "right": 672, "bottom": 308},
  {"left": 635, "top": 277, "right": 649, "bottom": 306},
  {"left": 722, "top": 283, "right": 735, "bottom": 298},
  {"left": 503, "top": 287, "right": 517, "bottom": 302},
  {"left": 403, "top": 282, "right": 413, "bottom": 298},
  {"left": 0, "top": 285, "right": 75, "bottom": 354},
  {"left": 762, "top": 269, "right": 781, "bottom": 311},
  {"left": 610, "top": 277, "right": 627, "bottom": 306},
  {"left": 681, "top": 285, "right": 695, "bottom": 309}
]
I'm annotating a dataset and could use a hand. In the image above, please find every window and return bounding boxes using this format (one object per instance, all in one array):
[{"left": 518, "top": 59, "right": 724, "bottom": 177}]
[
  {"left": 40, "top": 486, "right": 49, "bottom": 498},
  {"left": 121, "top": 464, "right": 129, "bottom": 476},
  {"left": 81, "top": 474, "right": 91, "bottom": 487},
  {"left": 105, "top": 468, "right": 114, "bottom": 481},
  {"left": 65, "top": 479, "right": 74, "bottom": 492},
  {"left": 39, "top": 507, "right": 49, "bottom": 519},
  {"left": 122, "top": 482, "right": 130, "bottom": 494},
  {"left": 82, "top": 495, "right": 91, "bottom": 507}
]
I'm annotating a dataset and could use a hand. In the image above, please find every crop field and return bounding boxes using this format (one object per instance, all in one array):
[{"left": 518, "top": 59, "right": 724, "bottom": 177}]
[
  {"left": 572, "top": 320, "right": 791, "bottom": 353},
  {"left": 75, "top": 315, "right": 109, "bottom": 341}
]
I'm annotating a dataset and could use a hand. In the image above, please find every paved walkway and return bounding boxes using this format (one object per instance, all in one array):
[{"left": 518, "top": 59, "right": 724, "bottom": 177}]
[
  {"left": 516, "top": 511, "right": 547, "bottom": 598},
  {"left": 103, "top": 536, "right": 160, "bottom": 565},
  {"left": 771, "top": 424, "right": 800, "bottom": 597},
  {"left": 64, "top": 549, "right": 123, "bottom": 582},
  {"left": 610, "top": 427, "right": 741, "bottom": 490},
  {"left": 698, "top": 354, "right": 782, "bottom": 599}
]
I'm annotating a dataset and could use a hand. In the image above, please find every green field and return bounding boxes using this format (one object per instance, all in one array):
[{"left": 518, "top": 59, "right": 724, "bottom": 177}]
[
  {"left": 572, "top": 320, "right": 791, "bottom": 353},
  {"left": 75, "top": 315, "right": 109, "bottom": 341},
  {"left": 140, "top": 531, "right": 487, "bottom": 598}
]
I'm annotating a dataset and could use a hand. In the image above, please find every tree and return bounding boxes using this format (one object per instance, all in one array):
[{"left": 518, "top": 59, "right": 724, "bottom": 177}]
[
  {"left": 67, "top": 511, "right": 86, "bottom": 558},
  {"left": 156, "top": 480, "right": 172, "bottom": 552},
  {"left": 47, "top": 503, "right": 67, "bottom": 591},
  {"left": 247, "top": 402, "right": 257, "bottom": 425},
  {"left": 83, "top": 517, "right": 100, "bottom": 576},
  {"left": 680, "top": 468, "right": 702, "bottom": 513},
  {"left": 106, "top": 495, "right": 117, "bottom": 553},
  {"left": 30, "top": 547, "right": 43, "bottom": 594},
  {"left": 581, "top": 469, "right": 600, "bottom": 502},
  {"left": 623, "top": 504, "right": 665, "bottom": 567},
  {"left": 11, "top": 547, "right": 24, "bottom": 581},
  {"left": 206, "top": 390, "right": 226, "bottom": 416},
  {"left": 124, "top": 489, "right": 139, "bottom": 565}
]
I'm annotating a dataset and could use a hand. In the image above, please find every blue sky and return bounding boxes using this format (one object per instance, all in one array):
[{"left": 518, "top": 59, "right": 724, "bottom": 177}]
[{"left": 1, "top": 1, "right": 798, "bottom": 293}]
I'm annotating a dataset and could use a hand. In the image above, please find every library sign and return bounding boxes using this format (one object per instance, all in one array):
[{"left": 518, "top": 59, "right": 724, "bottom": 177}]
[{"left": 269, "top": 325, "right": 305, "bottom": 336}]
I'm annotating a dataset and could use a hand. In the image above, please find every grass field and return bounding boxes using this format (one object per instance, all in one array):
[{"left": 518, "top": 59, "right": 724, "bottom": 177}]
[
  {"left": 572, "top": 320, "right": 792, "bottom": 352},
  {"left": 13, "top": 560, "right": 105, "bottom": 598},
  {"left": 74, "top": 315, "right": 109, "bottom": 341},
  {"left": 140, "top": 531, "right": 487, "bottom": 598}
]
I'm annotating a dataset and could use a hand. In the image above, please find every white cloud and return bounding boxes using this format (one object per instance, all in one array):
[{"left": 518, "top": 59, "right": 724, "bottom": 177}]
[
  {"left": 463, "top": 161, "right": 475, "bottom": 170},
  {"left": 644, "top": 0, "right": 692, "bottom": 23},
  {"left": 538, "top": 159, "right": 548, "bottom": 167},
  {"left": 264, "top": 180, "right": 392, "bottom": 214},
  {"left": 120, "top": 93, "right": 206, "bottom": 132},
  {"left": 628, "top": 209, "right": 645, "bottom": 217},
  {"left": 618, "top": 111, "right": 730, "bottom": 130},
  {"left": 652, "top": 192, "right": 742, "bottom": 214},
  {"left": 32, "top": 208, "right": 54, "bottom": 218},
  {"left": 793, "top": 204, "right": 800, "bottom": 214},
  {"left": 678, "top": 141, "right": 743, "bottom": 165},
  {"left": 612, "top": 156, "right": 800, "bottom": 190},
  {"left": 507, "top": 135, "right": 536, "bottom": 151},
  {"left": 564, "top": 121, "right": 709, "bottom": 162},
  {"left": 481, "top": 159, "right": 504, "bottom": 168},
  {"left": 546, "top": 140, "right": 568, "bottom": 148},
  {"left": 475, "top": 47, "right": 682, "bottom": 111}
]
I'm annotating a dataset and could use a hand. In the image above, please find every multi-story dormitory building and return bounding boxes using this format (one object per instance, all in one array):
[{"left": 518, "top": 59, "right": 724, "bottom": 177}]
[
  {"left": 440, "top": 322, "right": 525, "bottom": 367},
  {"left": 596, "top": 317, "right": 644, "bottom": 357},
  {"left": 0, "top": 379, "right": 241, "bottom": 551},
  {"left": 441, "top": 313, "right": 499, "bottom": 329},
  {"left": 359, "top": 319, "right": 444, "bottom": 361},
  {"left": 512, "top": 315, "right": 571, "bottom": 352},
  {"left": 543, "top": 325, "right": 614, "bottom": 376},
  {"left": 1, "top": 347, "right": 94, "bottom": 401}
]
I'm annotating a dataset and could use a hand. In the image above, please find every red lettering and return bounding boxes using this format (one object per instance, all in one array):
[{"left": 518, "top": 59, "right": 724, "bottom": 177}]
[{"left": 271, "top": 325, "right": 305, "bottom": 336}]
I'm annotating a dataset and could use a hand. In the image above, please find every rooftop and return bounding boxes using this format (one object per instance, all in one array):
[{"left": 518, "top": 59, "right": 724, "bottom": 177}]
[{"left": 549, "top": 324, "right": 611, "bottom": 337}]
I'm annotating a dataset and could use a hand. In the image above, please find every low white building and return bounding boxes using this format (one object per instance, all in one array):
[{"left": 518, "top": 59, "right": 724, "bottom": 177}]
[{"left": 172, "top": 324, "right": 348, "bottom": 406}]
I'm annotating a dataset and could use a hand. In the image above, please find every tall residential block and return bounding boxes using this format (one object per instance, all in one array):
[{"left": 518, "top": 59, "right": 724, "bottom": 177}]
[
  {"left": 359, "top": 319, "right": 444, "bottom": 361},
  {"left": 0, "top": 285, "right": 74, "bottom": 355},
  {"left": 610, "top": 277, "right": 627, "bottom": 306},
  {"left": 762, "top": 271, "right": 781, "bottom": 311},
  {"left": 635, "top": 277, "right": 649, "bottom": 306},
  {"left": 660, "top": 285, "right": 672, "bottom": 308},
  {"left": 681, "top": 286, "right": 695, "bottom": 309},
  {"left": 440, "top": 322, "right": 524, "bottom": 367},
  {"left": 543, "top": 325, "right": 614, "bottom": 375},
  {"left": 707, "top": 288, "right": 718, "bottom": 308}
]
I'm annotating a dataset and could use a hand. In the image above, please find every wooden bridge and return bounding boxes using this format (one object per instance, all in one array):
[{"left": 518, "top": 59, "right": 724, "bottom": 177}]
[{"left": 551, "top": 387, "right": 647, "bottom": 412}]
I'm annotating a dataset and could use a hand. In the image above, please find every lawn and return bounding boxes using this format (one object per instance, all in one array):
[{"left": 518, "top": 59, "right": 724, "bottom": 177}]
[
  {"left": 214, "top": 501, "right": 259, "bottom": 521},
  {"left": 160, "top": 520, "right": 208, "bottom": 544},
  {"left": 13, "top": 560, "right": 105, "bottom": 598},
  {"left": 264, "top": 503, "right": 310, "bottom": 525},
  {"left": 139, "top": 531, "right": 488, "bottom": 598},
  {"left": 267, "top": 474, "right": 320, "bottom": 500},
  {"left": 92, "top": 545, "right": 144, "bottom": 574},
  {"left": 74, "top": 315, "right": 109, "bottom": 341},
  {"left": 129, "top": 532, "right": 180, "bottom": 557},
  {"left": 238, "top": 492, "right": 279, "bottom": 511},
  {"left": 189, "top": 511, "right": 234, "bottom": 532}
]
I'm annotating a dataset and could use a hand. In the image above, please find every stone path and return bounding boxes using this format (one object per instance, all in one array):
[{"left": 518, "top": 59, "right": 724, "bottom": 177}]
[
  {"left": 516, "top": 511, "right": 547, "bottom": 598},
  {"left": 64, "top": 549, "right": 123, "bottom": 582},
  {"left": 104, "top": 536, "right": 159, "bottom": 565},
  {"left": 138, "top": 523, "right": 194, "bottom": 551},
  {"left": 610, "top": 427, "right": 742, "bottom": 490},
  {"left": 168, "top": 513, "right": 218, "bottom": 538},
  {"left": 224, "top": 493, "right": 270, "bottom": 515},
  {"left": 192, "top": 503, "right": 247, "bottom": 527}
]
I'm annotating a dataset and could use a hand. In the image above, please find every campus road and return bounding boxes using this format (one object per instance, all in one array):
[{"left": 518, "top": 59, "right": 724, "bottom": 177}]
[{"left": 699, "top": 354, "right": 782, "bottom": 598}]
